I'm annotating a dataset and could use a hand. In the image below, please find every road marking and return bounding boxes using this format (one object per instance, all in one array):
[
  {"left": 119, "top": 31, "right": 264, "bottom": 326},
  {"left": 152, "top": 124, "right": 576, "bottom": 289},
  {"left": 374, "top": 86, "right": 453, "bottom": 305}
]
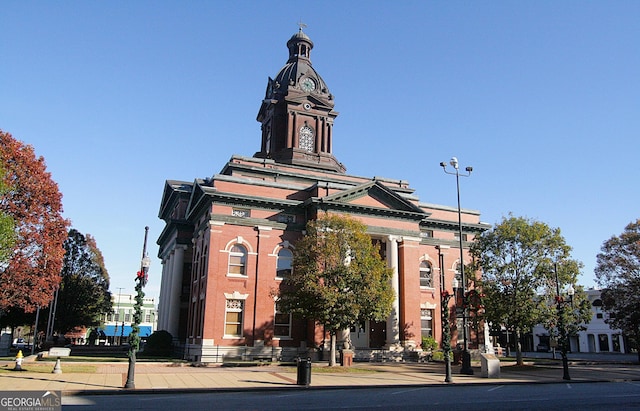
[
  {"left": 487, "top": 385, "right": 504, "bottom": 392},
  {"left": 62, "top": 397, "right": 96, "bottom": 405},
  {"left": 391, "top": 387, "right": 428, "bottom": 395}
]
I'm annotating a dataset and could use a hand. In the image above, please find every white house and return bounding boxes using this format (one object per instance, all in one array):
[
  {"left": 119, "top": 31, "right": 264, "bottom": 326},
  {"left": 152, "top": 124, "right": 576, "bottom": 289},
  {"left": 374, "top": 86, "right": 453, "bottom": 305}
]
[
  {"left": 532, "top": 289, "right": 626, "bottom": 354},
  {"left": 101, "top": 293, "right": 157, "bottom": 345}
]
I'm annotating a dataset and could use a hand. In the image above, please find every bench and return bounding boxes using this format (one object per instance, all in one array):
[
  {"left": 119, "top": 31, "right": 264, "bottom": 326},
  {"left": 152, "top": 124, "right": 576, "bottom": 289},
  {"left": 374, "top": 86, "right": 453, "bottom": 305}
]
[{"left": 251, "top": 355, "right": 273, "bottom": 363}]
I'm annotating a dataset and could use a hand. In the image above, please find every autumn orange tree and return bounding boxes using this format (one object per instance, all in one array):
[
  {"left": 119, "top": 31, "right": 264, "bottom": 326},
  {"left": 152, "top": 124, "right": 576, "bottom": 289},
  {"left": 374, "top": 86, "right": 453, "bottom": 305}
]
[
  {"left": 0, "top": 130, "right": 69, "bottom": 313},
  {"left": 0, "top": 164, "right": 15, "bottom": 263}
]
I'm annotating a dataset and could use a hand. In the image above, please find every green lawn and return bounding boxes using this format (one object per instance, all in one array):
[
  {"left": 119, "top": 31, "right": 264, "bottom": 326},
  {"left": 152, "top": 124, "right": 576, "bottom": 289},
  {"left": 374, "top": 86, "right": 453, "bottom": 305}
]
[{"left": 0, "top": 363, "right": 97, "bottom": 373}]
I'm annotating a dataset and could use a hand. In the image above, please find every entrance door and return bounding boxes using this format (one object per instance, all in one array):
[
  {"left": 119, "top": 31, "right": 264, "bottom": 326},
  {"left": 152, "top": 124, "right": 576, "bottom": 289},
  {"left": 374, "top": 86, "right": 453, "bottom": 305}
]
[
  {"left": 588, "top": 334, "right": 596, "bottom": 352},
  {"left": 350, "top": 321, "right": 368, "bottom": 348},
  {"left": 598, "top": 334, "right": 610, "bottom": 352}
]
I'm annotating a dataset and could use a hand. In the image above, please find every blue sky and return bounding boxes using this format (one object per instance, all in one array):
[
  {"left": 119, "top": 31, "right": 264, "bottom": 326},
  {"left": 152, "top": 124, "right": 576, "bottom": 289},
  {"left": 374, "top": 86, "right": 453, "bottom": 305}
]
[{"left": 2, "top": 1, "right": 638, "bottom": 301}]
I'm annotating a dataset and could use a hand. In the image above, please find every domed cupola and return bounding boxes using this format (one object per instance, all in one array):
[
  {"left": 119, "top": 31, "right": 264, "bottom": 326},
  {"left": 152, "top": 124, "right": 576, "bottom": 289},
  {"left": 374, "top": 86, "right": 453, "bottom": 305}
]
[
  {"left": 287, "top": 29, "right": 313, "bottom": 63},
  {"left": 255, "top": 28, "right": 345, "bottom": 173}
]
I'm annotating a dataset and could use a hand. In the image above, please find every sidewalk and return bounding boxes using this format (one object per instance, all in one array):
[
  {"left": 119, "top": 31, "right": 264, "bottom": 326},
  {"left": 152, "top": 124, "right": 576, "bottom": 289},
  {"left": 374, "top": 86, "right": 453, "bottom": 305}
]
[{"left": 1, "top": 355, "right": 639, "bottom": 395}]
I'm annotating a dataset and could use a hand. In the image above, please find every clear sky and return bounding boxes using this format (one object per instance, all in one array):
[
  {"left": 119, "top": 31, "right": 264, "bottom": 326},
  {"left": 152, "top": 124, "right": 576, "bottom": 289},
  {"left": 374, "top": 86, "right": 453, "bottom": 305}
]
[{"left": 2, "top": 1, "right": 638, "bottom": 301}]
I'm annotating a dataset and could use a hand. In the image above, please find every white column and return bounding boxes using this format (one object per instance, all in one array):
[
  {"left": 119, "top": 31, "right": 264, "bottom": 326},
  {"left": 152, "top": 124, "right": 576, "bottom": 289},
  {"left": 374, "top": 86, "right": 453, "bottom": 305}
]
[
  {"left": 162, "top": 253, "right": 175, "bottom": 332},
  {"left": 386, "top": 236, "right": 400, "bottom": 346},
  {"left": 608, "top": 334, "right": 614, "bottom": 353},
  {"left": 158, "top": 255, "right": 170, "bottom": 331},
  {"left": 167, "top": 245, "right": 185, "bottom": 338}
]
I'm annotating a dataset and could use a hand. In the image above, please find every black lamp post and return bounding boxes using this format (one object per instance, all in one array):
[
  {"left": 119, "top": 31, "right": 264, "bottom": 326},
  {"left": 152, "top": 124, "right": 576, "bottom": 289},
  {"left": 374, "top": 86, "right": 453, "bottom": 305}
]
[
  {"left": 554, "top": 262, "right": 575, "bottom": 381},
  {"left": 440, "top": 157, "right": 474, "bottom": 375},
  {"left": 124, "top": 226, "right": 150, "bottom": 389}
]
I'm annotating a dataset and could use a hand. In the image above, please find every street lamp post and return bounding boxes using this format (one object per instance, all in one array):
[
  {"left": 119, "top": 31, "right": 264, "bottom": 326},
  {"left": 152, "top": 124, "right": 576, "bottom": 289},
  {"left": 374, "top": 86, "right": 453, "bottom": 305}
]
[
  {"left": 437, "top": 245, "right": 452, "bottom": 383},
  {"left": 124, "top": 226, "right": 151, "bottom": 389},
  {"left": 554, "top": 262, "right": 574, "bottom": 381},
  {"left": 440, "top": 157, "right": 474, "bottom": 375},
  {"left": 115, "top": 287, "right": 124, "bottom": 346}
]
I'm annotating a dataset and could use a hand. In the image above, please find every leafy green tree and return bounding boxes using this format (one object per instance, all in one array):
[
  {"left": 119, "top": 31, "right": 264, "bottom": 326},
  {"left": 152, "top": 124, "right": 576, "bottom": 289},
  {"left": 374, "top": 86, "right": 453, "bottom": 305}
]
[
  {"left": 277, "top": 214, "right": 394, "bottom": 366},
  {"left": 0, "top": 130, "right": 69, "bottom": 312},
  {"left": 469, "top": 215, "right": 587, "bottom": 365},
  {"left": 53, "top": 229, "right": 112, "bottom": 334},
  {"left": 595, "top": 219, "right": 640, "bottom": 361}
]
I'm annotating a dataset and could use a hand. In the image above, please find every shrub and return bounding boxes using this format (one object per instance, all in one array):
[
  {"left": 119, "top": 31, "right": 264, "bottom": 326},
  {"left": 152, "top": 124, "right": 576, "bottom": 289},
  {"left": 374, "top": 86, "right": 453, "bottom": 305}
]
[
  {"left": 143, "top": 330, "right": 173, "bottom": 357},
  {"left": 431, "top": 350, "right": 453, "bottom": 362},
  {"left": 421, "top": 336, "right": 438, "bottom": 351}
]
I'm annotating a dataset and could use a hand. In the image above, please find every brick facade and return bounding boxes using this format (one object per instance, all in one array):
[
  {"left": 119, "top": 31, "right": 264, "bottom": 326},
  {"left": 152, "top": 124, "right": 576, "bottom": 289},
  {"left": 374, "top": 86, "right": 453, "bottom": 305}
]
[{"left": 157, "top": 29, "right": 489, "bottom": 362}]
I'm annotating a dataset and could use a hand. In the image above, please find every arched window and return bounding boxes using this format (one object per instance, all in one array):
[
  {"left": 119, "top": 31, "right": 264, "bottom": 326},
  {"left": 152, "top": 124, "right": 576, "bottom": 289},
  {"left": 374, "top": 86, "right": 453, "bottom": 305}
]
[
  {"left": 420, "top": 261, "right": 433, "bottom": 288},
  {"left": 454, "top": 262, "right": 462, "bottom": 284},
  {"left": 276, "top": 248, "right": 293, "bottom": 279},
  {"left": 593, "top": 299, "right": 603, "bottom": 319},
  {"left": 228, "top": 244, "right": 247, "bottom": 276}
]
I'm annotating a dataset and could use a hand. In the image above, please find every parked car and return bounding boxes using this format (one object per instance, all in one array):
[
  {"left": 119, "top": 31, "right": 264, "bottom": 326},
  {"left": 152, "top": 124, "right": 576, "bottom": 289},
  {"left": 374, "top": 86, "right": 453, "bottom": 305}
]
[
  {"left": 12, "top": 338, "right": 30, "bottom": 349},
  {"left": 536, "top": 343, "right": 550, "bottom": 352}
]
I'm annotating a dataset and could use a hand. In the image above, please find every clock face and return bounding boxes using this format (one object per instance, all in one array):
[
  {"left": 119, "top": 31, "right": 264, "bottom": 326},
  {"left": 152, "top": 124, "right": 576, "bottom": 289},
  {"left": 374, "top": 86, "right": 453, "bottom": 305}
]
[
  {"left": 301, "top": 77, "right": 316, "bottom": 92},
  {"left": 299, "top": 126, "right": 315, "bottom": 152}
]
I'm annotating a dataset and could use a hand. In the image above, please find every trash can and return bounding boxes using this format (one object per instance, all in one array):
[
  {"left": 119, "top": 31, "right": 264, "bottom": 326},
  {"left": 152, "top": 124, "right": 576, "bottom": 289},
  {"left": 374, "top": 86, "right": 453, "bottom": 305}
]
[{"left": 296, "top": 357, "right": 311, "bottom": 386}]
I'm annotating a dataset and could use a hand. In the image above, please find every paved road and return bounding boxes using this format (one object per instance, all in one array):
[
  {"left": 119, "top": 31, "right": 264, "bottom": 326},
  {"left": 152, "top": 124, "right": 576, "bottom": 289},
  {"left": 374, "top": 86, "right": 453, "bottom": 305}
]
[{"left": 62, "top": 381, "right": 640, "bottom": 410}]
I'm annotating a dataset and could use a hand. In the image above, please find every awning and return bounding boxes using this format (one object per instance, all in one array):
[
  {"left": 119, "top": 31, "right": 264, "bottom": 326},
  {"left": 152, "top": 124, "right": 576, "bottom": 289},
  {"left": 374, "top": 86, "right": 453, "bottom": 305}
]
[{"left": 102, "top": 325, "right": 153, "bottom": 337}]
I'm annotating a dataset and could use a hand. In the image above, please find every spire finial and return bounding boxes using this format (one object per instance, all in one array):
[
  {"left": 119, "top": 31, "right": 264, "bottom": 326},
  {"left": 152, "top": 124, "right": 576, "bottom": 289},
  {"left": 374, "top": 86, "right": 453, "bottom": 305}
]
[{"left": 297, "top": 19, "right": 307, "bottom": 32}]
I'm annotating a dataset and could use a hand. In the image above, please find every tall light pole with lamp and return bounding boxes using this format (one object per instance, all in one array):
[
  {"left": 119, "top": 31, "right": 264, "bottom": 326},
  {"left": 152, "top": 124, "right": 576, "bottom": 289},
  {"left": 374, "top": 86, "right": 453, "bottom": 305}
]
[
  {"left": 440, "top": 157, "right": 474, "bottom": 375},
  {"left": 124, "top": 226, "right": 151, "bottom": 389},
  {"left": 115, "top": 287, "right": 124, "bottom": 346}
]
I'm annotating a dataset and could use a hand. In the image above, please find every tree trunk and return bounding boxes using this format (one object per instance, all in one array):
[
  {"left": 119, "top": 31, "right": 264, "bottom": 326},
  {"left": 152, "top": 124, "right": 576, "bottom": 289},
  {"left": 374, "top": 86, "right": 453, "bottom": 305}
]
[
  {"left": 329, "top": 332, "right": 337, "bottom": 367},
  {"left": 515, "top": 328, "right": 523, "bottom": 366}
]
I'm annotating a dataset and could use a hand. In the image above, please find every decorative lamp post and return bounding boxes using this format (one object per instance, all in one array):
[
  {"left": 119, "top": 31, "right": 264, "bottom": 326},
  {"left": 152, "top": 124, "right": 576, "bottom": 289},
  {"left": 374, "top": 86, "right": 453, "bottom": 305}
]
[
  {"left": 437, "top": 245, "right": 452, "bottom": 383},
  {"left": 124, "top": 226, "right": 150, "bottom": 389},
  {"left": 440, "top": 157, "right": 474, "bottom": 375},
  {"left": 115, "top": 287, "right": 124, "bottom": 346},
  {"left": 555, "top": 262, "right": 574, "bottom": 381}
]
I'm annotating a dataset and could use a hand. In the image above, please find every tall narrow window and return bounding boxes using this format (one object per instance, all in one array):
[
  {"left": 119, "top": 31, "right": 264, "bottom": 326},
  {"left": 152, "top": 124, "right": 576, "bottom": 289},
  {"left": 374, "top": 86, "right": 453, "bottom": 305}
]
[
  {"left": 225, "top": 299, "right": 244, "bottom": 337},
  {"left": 420, "top": 261, "right": 433, "bottom": 288},
  {"left": 276, "top": 248, "right": 293, "bottom": 279},
  {"left": 421, "top": 309, "right": 433, "bottom": 338},
  {"left": 228, "top": 244, "right": 247, "bottom": 276},
  {"left": 274, "top": 301, "right": 292, "bottom": 338}
]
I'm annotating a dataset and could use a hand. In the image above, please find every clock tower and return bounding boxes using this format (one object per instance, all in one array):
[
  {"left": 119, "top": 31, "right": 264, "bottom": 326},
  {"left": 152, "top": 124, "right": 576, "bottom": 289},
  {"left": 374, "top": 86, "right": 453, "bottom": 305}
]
[{"left": 255, "top": 28, "right": 345, "bottom": 173}]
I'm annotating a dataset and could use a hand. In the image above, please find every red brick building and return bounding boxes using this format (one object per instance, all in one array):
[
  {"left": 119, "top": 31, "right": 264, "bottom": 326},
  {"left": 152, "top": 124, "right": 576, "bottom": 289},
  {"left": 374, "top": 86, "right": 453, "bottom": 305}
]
[{"left": 157, "top": 29, "right": 489, "bottom": 362}]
